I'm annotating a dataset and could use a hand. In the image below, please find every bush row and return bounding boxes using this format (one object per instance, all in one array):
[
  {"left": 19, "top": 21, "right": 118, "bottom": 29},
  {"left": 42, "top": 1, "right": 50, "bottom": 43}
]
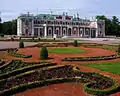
[
  {"left": 84, "top": 77, "right": 119, "bottom": 96},
  {"left": 62, "top": 54, "right": 120, "bottom": 61},
  {"left": 0, "top": 60, "right": 53, "bottom": 75},
  {"left": 0, "top": 75, "right": 119, "bottom": 96},
  {"left": 0, "top": 77, "right": 79, "bottom": 96},
  {"left": 0, "top": 60, "right": 12, "bottom": 70},
  {"left": 19, "top": 38, "right": 64, "bottom": 42},
  {"left": 0, "top": 38, "right": 64, "bottom": 42},
  {"left": 0, "top": 62, "right": 56, "bottom": 81},
  {"left": 7, "top": 51, "right": 32, "bottom": 58},
  {"left": 0, "top": 64, "right": 119, "bottom": 96},
  {"left": 0, "top": 60, "right": 5, "bottom": 66}
]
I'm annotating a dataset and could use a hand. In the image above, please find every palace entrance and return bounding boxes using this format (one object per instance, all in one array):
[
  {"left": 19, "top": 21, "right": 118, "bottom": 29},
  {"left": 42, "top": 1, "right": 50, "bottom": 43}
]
[
  {"left": 68, "top": 28, "right": 72, "bottom": 36},
  {"left": 91, "top": 29, "right": 96, "bottom": 38}
]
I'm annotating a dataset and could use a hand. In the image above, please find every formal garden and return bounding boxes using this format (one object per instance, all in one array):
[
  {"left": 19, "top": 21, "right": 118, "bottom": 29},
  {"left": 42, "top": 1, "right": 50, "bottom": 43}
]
[{"left": 0, "top": 40, "right": 120, "bottom": 96}]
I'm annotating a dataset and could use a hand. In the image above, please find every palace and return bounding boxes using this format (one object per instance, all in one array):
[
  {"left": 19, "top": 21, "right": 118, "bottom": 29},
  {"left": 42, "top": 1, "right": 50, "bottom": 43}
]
[{"left": 17, "top": 12, "right": 105, "bottom": 38}]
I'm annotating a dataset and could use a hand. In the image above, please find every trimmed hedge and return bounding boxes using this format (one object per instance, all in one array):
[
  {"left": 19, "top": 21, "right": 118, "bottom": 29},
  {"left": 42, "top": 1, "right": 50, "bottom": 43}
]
[
  {"left": 73, "top": 40, "right": 78, "bottom": 47},
  {"left": 0, "top": 64, "right": 119, "bottom": 96},
  {"left": 0, "top": 76, "right": 119, "bottom": 96},
  {"left": 62, "top": 54, "right": 120, "bottom": 61},
  {"left": 0, "top": 60, "right": 12, "bottom": 70},
  {"left": 0, "top": 77, "right": 78, "bottom": 96},
  {"left": 84, "top": 78, "right": 119, "bottom": 96},
  {"left": 0, "top": 60, "right": 5, "bottom": 66},
  {"left": 7, "top": 50, "right": 32, "bottom": 58},
  {"left": 0, "top": 62, "right": 56, "bottom": 80},
  {"left": 19, "top": 41, "right": 24, "bottom": 48},
  {"left": 0, "top": 60, "right": 55, "bottom": 76},
  {"left": 40, "top": 46, "right": 48, "bottom": 60}
]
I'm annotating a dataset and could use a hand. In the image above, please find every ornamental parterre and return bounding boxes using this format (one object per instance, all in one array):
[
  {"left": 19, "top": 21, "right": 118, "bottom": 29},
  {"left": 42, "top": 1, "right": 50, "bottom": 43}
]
[{"left": 0, "top": 65, "right": 116, "bottom": 92}]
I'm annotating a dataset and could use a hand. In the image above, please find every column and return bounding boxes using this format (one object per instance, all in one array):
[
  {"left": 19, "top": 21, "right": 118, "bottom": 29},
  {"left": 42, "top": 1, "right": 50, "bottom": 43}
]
[
  {"left": 83, "top": 27, "right": 85, "bottom": 37},
  {"left": 31, "top": 20, "right": 34, "bottom": 36},
  {"left": 76, "top": 27, "right": 78, "bottom": 37},
  {"left": 90, "top": 27, "right": 91, "bottom": 38},
  {"left": 66, "top": 27, "right": 68, "bottom": 36},
  {"left": 96, "top": 28, "right": 98, "bottom": 38},
  {"left": 44, "top": 25, "right": 47, "bottom": 38},
  {"left": 77, "top": 27, "right": 79, "bottom": 37},
  {"left": 60, "top": 26, "right": 62, "bottom": 37},
  {"left": 53, "top": 26, "right": 55, "bottom": 37},
  {"left": 38, "top": 28, "right": 40, "bottom": 37}
]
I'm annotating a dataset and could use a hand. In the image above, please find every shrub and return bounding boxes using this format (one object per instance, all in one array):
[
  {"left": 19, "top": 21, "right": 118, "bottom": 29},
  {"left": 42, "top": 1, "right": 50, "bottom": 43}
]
[
  {"left": 7, "top": 51, "right": 32, "bottom": 58},
  {"left": 38, "top": 38, "right": 41, "bottom": 41},
  {"left": 19, "top": 41, "right": 24, "bottom": 48},
  {"left": 0, "top": 34, "right": 4, "bottom": 37},
  {"left": 32, "top": 37, "right": 34, "bottom": 40},
  {"left": 11, "top": 37, "right": 14, "bottom": 41},
  {"left": 40, "top": 46, "right": 48, "bottom": 60},
  {"left": 19, "top": 37, "right": 21, "bottom": 41},
  {"left": 118, "top": 45, "right": 120, "bottom": 54},
  {"left": 73, "top": 40, "right": 78, "bottom": 47}
]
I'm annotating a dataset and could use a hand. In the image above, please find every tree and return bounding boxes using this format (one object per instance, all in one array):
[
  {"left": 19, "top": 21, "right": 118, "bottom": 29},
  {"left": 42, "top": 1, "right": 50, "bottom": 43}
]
[
  {"left": 111, "top": 16, "right": 120, "bottom": 37},
  {"left": 19, "top": 41, "right": 24, "bottom": 48},
  {"left": 96, "top": 15, "right": 120, "bottom": 36},
  {"left": 73, "top": 40, "right": 78, "bottom": 47},
  {"left": 96, "top": 15, "right": 113, "bottom": 35},
  {"left": 0, "top": 19, "right": 17, "bottom": 35},
  {"left": 40, "top": 46, "right": 48, "bottom": 60}
]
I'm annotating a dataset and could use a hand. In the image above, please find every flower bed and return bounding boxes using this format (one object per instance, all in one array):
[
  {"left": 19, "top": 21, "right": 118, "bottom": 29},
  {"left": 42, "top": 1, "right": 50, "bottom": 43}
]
[
  {"left": 62, "top": 54, "right": 120, "bottom": 61},
  {"left": 84, "top": 77, "right": 119, "bottom": 96},
  {"left": 7, "top": 50, "right": 32, "bottom": 58},
  {"left": 0, "top": 61, "right": 56, "bottom": 80},
  {"left": 0, "top": 60, "right": 5, "bottom": 66},
  {"left": 0, "top": 65, "right": 119, "bottom": 96},
  {"left": 0, "top": 60, "right": 54, "bottom": 75}
]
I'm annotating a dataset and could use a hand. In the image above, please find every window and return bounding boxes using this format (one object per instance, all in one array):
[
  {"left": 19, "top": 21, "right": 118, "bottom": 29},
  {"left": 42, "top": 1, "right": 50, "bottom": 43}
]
[
  {"left": 85, "top": 29, "right": 89, "bottom": 35},
  {"left": 49, "top": 30, "right": 52, "bottom": 34},
  {"left": 76, "top": 22, "right": 78, "bottom": 25},
  {"left": 60, "top": 21, "right": 62, "bottom": 24},
  {"left": 38, "top": 21, "right": 40, "bottom": 24}
]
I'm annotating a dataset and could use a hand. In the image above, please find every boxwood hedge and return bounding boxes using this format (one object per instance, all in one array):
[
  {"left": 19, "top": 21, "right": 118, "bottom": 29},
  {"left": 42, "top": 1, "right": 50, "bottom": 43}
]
[
  {"left": 0, "top": 63, "right": 119, "bottom": 96},
  {"left": 0, "top": 62, "right": 56, "bottom": 81},
  {"left": 62, "top": 54, "right": 120, "bottom": 61}
]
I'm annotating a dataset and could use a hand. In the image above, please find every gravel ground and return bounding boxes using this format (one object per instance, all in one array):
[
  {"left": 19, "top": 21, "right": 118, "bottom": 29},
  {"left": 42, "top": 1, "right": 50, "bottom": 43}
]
[
  {"left": 0, "top": 41, "right": 37, "bottom": 49},
  {"left": 0, "top": 38, "right": 120, "bottom": 49}
]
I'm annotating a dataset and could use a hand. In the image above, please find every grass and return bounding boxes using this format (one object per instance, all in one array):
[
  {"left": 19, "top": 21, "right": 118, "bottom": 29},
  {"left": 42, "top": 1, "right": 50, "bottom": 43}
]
[
  {"left": 102, "top": 45, "right": 118, "bottom": 51},
  {"left": 82, "top": 62, "right": 120, "bottom": 75},
  {"left": 48, "top": 47, "right": 86, "bottom": 54}
]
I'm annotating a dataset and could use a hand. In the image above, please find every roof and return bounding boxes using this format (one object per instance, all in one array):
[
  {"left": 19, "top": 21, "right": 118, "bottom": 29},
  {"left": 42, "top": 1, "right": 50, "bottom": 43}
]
[{"left": 36, "top": 14, "right": 54, "bottom": 20}]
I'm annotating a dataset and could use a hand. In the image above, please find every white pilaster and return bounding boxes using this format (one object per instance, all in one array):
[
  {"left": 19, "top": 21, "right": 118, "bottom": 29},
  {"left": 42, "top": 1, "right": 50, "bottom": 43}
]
[
  {"left": 38, "top": 28, "right": 40, "bottom": 37},
  {"left": 44, "top": 24, "right": 47, "bottom": 37},
  {"left": 90, "top": 27, "right": 91, "bottom": 38},
  {"left": 31, "top": 20, "right": 34, "bottom": 36},
  {"left": 17, "top": 18, "right": 22, "bottom": 36}
]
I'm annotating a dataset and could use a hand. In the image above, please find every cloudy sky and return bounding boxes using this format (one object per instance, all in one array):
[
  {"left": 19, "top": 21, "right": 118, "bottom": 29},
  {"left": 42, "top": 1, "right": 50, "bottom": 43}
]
[{"left": 0, "top": 0, "right": 120, "bottom": 21}]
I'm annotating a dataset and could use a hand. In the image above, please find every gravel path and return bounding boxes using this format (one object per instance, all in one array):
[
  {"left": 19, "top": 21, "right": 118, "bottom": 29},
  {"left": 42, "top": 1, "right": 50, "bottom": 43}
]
[{"left": 0, "top": 41, "right": 37, "bottom": 49}]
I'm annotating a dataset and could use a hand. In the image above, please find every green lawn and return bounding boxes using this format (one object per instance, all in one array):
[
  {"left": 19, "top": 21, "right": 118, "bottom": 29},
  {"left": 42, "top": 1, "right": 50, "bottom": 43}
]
[
  {"left": 82, "top": 62, "right": 120, "bottom": 75},
  {"left": 102, "top": 45, "right": 118, "bottom": 51},
  {"left": 48, "top": 47, "right": 86, "bottom": 53}
]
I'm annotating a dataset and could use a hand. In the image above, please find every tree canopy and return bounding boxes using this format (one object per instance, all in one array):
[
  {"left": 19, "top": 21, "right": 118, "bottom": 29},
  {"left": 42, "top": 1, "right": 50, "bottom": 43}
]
[
  {"left": 0, "top": 19, "right": 17, "bottom": 35},
  {"left": 96, "top": 15, "right": 120, "bottom": 36}
]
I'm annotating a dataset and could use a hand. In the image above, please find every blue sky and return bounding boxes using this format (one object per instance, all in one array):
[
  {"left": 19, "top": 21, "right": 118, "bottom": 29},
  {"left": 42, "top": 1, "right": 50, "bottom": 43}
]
[{"left": 1, "top": 0, "right": 120, "bottom": 21}]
